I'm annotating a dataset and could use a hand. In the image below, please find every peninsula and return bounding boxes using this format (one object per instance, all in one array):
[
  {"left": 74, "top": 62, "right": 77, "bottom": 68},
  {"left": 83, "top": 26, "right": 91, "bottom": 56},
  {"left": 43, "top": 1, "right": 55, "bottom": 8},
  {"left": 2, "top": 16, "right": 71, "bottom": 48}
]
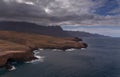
[{"left": 0, "top": 30, "right": 87, "bottom": 70}]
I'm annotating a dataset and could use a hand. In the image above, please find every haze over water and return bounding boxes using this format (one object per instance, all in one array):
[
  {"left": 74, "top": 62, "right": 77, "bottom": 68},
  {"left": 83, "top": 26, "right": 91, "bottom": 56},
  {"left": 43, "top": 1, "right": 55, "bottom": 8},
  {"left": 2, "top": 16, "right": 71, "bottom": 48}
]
[{"left": 0, "top": 37, "right": 120, "bottom": 77}]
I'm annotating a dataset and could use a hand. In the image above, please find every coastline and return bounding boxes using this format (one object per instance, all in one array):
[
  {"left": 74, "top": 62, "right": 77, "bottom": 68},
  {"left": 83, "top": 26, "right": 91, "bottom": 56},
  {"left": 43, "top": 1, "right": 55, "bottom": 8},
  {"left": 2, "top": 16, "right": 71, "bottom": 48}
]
[{"left": 0, "top": 30, "right": 88, "bottom": 70}]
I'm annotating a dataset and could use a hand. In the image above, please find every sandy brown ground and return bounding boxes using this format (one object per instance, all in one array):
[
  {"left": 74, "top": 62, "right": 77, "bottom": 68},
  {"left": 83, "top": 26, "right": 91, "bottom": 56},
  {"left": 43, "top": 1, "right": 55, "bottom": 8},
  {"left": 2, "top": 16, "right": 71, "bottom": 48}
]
[{"left": 0, "top": 30, "right": 87, "bottom": 67}]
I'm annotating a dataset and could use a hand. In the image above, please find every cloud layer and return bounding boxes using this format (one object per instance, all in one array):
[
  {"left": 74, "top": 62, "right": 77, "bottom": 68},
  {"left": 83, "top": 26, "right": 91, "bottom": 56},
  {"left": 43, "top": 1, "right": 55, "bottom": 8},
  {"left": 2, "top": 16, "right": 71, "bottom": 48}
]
[{"left": 0, "top": 0, "right": 119, "bottom": 26}]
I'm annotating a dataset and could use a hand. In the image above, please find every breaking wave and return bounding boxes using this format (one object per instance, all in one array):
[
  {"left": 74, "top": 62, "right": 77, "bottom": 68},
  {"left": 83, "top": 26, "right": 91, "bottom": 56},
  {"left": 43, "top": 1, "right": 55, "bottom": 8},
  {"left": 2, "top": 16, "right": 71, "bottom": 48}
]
[
  {"left": 8, "top": 65, "right": 16, "bottom": 71},
  {"left": 26, "top": 50, "right": 45, "bottom": 63},
  {"left": 52, "top": 49, "right": 62, "bottom": 51},
  {"left": 26, "top": 56, "right": 45, "bottom": 64},
  {"left": 38, "top": 48, "right": 44, "bottom": 51},
  {"left": 81, "top": 48, "right": 86, "bottom": 50},
  {"left": 65, "top": 48, "right": 76, "bottom": 52}
]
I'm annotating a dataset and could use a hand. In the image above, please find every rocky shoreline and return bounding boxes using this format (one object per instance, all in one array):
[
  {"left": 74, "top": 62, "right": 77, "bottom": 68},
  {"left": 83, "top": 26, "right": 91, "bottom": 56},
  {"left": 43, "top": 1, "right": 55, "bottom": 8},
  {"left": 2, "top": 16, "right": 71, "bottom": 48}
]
[{"left": 0, "top": 30, "right": 88, "bottom": 70}]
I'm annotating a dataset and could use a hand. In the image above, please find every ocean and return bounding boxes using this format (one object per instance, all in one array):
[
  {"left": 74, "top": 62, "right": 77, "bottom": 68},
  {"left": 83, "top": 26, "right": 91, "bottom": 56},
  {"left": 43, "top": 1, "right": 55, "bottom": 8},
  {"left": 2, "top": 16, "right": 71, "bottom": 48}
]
[{"left": 0, "top": 37, "right": 120, "bottom": 77}]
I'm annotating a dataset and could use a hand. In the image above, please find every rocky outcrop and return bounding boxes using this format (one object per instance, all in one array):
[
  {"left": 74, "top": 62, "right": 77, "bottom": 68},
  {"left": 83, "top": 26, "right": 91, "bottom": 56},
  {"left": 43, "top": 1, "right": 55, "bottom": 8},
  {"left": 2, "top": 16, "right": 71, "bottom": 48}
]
[
  {"left": 0, "top": 40, "right": 35, "bottom": 67},
  {"left": 0, "top": 50, "right": 35, "bottom": 65},
  {"left": 0, "top": 30, "right": 88, "bottom": 70}
]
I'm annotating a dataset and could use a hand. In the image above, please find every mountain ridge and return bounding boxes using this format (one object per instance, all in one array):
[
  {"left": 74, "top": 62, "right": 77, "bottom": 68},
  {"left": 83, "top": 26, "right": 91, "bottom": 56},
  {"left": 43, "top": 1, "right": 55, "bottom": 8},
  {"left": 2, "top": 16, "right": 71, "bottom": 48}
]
[
  {"left": 66, "top": 30, "right": 111, "bottom": 38},
  {"left": 0, "top": 21, "right": 70, "bottom": 37},
  {"left": 0, "top": 21, "right": 110, "bottom": 38}
]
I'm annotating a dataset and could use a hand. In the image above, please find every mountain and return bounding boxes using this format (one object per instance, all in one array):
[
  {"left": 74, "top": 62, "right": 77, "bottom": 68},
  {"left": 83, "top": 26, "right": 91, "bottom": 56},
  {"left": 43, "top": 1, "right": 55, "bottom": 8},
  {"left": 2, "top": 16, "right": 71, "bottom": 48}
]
[
  {"left": 0, "top": 21, "right": 70, "bottom": 37},
  {"left": 66, "top": 31, "right": 110, "bottom": 38},
  {"left": 0, "top": 21, "right": 109, "bottom": 38}
]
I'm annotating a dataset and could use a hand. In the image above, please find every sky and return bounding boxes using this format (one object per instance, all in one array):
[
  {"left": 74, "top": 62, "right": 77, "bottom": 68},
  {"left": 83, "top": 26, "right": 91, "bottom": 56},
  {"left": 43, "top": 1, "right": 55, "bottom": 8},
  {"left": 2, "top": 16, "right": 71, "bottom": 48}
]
[{"left": 0, "top": 0, "right": 120, "bottom": 37}]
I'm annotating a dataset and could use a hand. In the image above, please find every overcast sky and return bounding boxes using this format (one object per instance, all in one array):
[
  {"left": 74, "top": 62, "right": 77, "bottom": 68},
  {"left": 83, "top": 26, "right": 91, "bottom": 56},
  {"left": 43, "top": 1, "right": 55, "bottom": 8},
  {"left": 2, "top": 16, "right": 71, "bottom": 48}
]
[{"left": 0, "top": 0, "right": 120, "bottom": 37}]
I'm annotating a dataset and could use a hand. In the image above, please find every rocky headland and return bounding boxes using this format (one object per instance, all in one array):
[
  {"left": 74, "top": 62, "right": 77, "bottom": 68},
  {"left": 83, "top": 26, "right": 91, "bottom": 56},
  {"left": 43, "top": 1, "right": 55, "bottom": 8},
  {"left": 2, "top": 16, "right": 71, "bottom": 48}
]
[{"left": 0, "top": 30, "right": 88, "bottom": 70}]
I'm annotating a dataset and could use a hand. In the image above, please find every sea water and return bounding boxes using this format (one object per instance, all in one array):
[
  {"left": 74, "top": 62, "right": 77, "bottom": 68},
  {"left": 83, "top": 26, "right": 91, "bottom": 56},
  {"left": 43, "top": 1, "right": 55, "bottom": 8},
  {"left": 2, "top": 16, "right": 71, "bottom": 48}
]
[{"left": 0, "top": 37, "right": 120, "bottom": 77}]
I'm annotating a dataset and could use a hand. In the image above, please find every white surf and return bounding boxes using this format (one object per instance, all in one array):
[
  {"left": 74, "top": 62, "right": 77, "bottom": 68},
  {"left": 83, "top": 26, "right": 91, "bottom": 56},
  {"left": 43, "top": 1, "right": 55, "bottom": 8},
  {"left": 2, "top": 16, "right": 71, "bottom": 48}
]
[{"left": 8, "top": 65, "right": 16, "bottom": 71}]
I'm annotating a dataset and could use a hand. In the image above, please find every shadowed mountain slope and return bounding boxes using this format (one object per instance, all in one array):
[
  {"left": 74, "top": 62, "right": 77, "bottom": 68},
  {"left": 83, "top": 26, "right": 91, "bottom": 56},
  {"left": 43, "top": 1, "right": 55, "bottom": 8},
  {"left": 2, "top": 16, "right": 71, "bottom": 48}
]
[
  {"left": 66, "top": 31, "right": 110, "bottom": 38},
  {"left": 0, "top": 21, "right": 70, "bottom": 37}
]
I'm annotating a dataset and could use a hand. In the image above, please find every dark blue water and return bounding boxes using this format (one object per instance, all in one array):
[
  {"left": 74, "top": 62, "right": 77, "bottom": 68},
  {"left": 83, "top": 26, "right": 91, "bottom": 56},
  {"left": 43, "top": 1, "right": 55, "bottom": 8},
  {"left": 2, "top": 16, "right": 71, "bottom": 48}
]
[{"left": 0, "top": 38, "right": 120, "bottom": 77}]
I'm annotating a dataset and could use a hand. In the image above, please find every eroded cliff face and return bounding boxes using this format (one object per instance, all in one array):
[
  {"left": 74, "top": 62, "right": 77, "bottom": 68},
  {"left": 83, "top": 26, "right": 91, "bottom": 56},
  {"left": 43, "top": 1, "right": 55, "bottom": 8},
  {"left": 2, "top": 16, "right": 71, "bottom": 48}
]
[
  {"left": 0, "top": 50, "right": 35, "bottom": 66},
  {"left": 0, "top": 30, "right": 88, "bottom": 69},
  {"left": 0, "top": 40, "right": 35, "bottom": 67}
]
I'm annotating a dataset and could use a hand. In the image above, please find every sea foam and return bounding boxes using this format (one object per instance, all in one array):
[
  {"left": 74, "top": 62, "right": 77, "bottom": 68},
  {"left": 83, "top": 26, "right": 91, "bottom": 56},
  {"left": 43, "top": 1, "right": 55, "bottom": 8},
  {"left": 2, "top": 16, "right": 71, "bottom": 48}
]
[
  {"left": 38, "top": 48, "right": 44, "bottom": 51},
  {"left": 81, "top": 48, "right": 86, "bottom": 50},
  {"left": 52, "top": 49, "right": 62, "bottom": 51},
  {"left": 8, "top": 65, "right": 16, "bottom": 71},
  {"left": 65, "top": 48, "right": 76, "bottom": 52},
  {"left": 26, "top": 56, "right": 45, "bottom": 63},
  {"left": 26, "top": 50, "right": 45, "bottom": 63}
]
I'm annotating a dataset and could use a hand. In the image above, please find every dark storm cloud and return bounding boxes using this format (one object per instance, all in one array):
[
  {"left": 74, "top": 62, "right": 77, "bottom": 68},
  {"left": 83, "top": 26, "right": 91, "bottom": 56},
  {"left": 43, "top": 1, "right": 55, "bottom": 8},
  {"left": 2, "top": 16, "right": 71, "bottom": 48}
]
[
  {"left": 0, "top": 0, "right": 119, "bottom": 26},
  {"left": 0, "top": 0, "right": 47, "bottom": 17}
]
